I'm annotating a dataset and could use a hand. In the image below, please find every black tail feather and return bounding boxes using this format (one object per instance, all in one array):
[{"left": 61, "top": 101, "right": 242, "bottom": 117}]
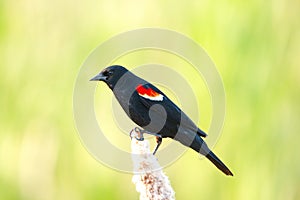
[{"left": 206, "top": 151, "right": 233, "bottom": 176}]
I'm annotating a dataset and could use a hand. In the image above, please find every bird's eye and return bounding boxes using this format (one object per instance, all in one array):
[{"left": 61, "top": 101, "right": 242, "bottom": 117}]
[{"left": 102, "top": 70, "right": 111, "bottom": 76}]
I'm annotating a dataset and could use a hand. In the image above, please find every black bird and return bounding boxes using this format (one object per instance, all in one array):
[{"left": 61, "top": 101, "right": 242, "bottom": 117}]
[{"left": 90, "top": 65, "right": 233, "bottom": 176}]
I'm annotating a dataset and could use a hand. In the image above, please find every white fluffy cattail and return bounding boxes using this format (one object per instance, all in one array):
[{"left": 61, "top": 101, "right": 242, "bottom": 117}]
[{"left": 131, "top": 128, "right": 175, "bottom": 200}]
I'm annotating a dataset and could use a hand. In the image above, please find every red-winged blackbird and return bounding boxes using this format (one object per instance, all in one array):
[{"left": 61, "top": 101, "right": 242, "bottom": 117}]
[{"left": 90, "top": 65, "right": 233, "bottom": 176}]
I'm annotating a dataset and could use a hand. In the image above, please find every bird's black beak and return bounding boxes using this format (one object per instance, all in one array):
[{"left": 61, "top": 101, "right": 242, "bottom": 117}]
[{"left": 90, "top": 73, "right": 106, "bottom": 81}]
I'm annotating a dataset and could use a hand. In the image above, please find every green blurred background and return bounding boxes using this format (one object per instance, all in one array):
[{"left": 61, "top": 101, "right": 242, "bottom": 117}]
[{"left": 1, "top": 0, "right": 300, "bottom": 199}]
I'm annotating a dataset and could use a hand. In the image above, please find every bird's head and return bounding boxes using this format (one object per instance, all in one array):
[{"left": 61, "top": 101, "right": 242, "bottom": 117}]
[{"left": 90, "top": 65, "right": 129, "bottom": 89}]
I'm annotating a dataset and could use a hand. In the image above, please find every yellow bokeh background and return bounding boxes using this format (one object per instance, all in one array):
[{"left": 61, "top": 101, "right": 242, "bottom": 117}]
[{"left": 1, "top": 0, "right": 300, "bottom": 199}]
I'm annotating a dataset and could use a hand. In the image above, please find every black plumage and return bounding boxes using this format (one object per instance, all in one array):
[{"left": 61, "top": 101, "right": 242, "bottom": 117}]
[{"left": 90, "top": 65, "right": 233, "bottom": 176}]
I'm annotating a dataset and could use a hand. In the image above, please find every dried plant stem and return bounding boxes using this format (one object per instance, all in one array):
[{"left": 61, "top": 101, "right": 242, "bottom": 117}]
[{"left": 131, "top": 128, "right": 175, "bottom": 200}]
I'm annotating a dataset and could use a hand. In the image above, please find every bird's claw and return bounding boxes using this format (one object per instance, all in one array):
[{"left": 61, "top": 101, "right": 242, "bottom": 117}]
[
  {"left": 130, "top": 127, "right": 162, "bottom": 154},
  {"left": 135, "top": 137, "right": 144, "bottom": 141},
  {"left": 130, "top": 127, "right": 144, "bottom": 141}
]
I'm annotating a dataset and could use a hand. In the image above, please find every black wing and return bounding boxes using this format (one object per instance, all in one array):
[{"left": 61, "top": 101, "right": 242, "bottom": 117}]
[{"left": 136, "top": 83, "right": 207, "bottom": 138}]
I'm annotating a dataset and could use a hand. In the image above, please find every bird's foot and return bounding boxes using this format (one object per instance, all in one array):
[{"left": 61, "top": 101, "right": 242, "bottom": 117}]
[
  {"left": 130, "top": 127, "right": 144, "bottom": 141},
  {"left": 130, "top": 127, "right": 163, "bottom": 155}
]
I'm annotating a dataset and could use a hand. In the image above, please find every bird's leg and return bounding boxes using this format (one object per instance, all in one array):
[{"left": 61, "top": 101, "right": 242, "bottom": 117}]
[
  {"left": 130, "top": 127, "right": 163, "bottom": 154},
  {"left": 138, "top": 130, "right": 162, "bottom": 154},
  {"left": 153, "top": 136, "right": 162, "bottom": 155}
]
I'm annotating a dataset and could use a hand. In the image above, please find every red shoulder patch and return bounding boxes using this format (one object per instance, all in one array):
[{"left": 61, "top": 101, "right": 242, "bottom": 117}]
[
  {"left": 136, "top": 84, "right": 160, "bottom": 97},
  {"left": 136, "top": 84, "right": 164, "bottom": 101}
]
